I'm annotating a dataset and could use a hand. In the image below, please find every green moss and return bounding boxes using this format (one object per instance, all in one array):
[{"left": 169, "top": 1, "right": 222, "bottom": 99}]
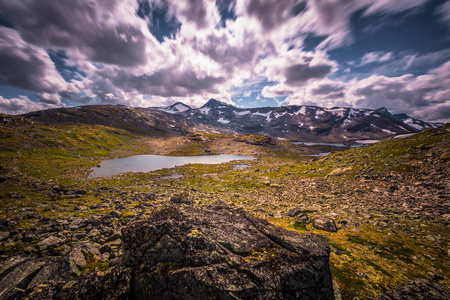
[
  {"left": 81, "top": 253, "right": 109, "bottom": 274},
  {"left": 288, "top": 220, "right": 307, "bottom": 231}
]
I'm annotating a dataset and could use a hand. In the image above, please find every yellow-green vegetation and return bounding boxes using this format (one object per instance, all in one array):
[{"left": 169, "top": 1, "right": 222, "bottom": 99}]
[{"left": 1, "top": 114, "right": 449, "bottom": 299}]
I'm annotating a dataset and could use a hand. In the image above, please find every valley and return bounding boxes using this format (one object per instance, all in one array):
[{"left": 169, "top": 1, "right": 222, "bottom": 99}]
[{"left": 0, "top": 105, "right": 449, "bottom": 299}]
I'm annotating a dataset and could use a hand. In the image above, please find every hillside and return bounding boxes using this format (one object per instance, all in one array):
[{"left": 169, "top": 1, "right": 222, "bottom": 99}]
[{"left": 0, "top": 109, "right": 448, "bottom": 299}]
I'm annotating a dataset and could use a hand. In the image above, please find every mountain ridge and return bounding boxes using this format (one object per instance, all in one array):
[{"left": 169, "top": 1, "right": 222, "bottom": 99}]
[{"left": 16, "top": 99, "right": 444, "bottom": 142}]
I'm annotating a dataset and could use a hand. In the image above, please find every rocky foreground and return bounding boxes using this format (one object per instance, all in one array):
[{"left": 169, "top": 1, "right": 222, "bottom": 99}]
[
  {"left": 1, "top": 203, "right": 335, "bottom": 299},
  {"left": 2, "top": 203, "right": 449, "bottom": 300}
]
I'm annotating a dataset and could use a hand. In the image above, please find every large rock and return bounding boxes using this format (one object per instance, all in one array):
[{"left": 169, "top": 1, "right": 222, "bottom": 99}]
[
  {"left": 376, "top": 279, "right": 450, "bottom": 300},
  {"left": 122, "top": 204, "right": 334, "bottom": 299},
  {"left": 27, "top": 266, "right": 131, "bottom": 300},
  {"left": 313, "top": 216, "right": 338, "bottom": 232},
  {"left": 0, "top": 256, "right": 79, "bottom": 300}
]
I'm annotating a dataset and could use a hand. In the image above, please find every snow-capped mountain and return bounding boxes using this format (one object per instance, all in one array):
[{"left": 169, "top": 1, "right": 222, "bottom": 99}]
[
  {"left": 375, "top": 107, "right": 438, "bottom": 131},
  {"left": 177, "top": 99, "right": 418, "bottom": 141},
  {"left": 158, "top": 102, "right": 192, "bottom": 114},
  {"left": 392, "top": 114, "right": 438, "bottom": 131}
]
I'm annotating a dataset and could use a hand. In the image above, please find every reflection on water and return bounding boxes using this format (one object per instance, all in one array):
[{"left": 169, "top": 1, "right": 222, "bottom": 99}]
[{"left": 89, "top": 154, "right": 255, "bottom": 178}]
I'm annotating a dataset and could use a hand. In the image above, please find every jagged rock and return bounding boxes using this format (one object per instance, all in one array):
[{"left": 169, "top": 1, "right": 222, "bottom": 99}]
[
  {"left": 37, "top": 236, "right": 63, "bottom": 250},
  {"left": 0, "top": 256, "right": 79, "bottom": 299},
  {"left": 376, "top": 279, "right": 450, "bottom": 300},
  {"left": 27, "top": 266, "right": 131, "bottom": 300},
  {"left": 68, "top": 242, "right": 102, "bottom": 269},
  {"left": 313, "top": 216, "right": 337, "bottom": 232},
  {"left": 122, "top": 204, "right": 334, "bottom": 299}
]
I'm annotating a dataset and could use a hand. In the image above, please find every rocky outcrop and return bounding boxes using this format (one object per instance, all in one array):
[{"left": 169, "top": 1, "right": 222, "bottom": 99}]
[
  {"left": 376, "top": 279, "right": 450, "bottom": 300},
  {"left": 0, "top": 256, "right": 79, "bottom": 300},
  {"left": 122, "top": 204, "right": 334, "bottom": 299},
  {"left": 26, "top": 266, "right": 131, "bottom": 300},
  {"left": 0, "top": 204, "right": 334, "bottom": 299}
]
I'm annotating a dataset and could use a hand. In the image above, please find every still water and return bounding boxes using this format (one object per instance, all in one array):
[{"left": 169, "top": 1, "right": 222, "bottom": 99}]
[{"left": 89, "top": 154, "right": 255, "bottom": 178}]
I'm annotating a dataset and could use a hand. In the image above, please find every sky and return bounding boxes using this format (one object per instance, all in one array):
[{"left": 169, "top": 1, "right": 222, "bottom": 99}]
[{"left": 0, "top": 0, "right": 449, "bottom": 122}]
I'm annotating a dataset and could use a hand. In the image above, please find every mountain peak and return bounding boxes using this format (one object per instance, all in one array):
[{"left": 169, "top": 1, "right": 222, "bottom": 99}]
[
  {"left": 375, "top": 107, "right": 391, "bottom": 116},
  {"left": 201, "top": 99, "right": 234, "bottom": 109},
  {"left": 163, "top": 102, "right": 191, "bottom": 114}
]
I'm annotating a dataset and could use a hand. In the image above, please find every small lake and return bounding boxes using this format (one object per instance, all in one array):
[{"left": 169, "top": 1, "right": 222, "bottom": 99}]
[
  {"left": 291, "top": 142, "right": 347, "bottom": 147},
  {"left": 89, "top": 154, "right": 255, "bottom": 178}
]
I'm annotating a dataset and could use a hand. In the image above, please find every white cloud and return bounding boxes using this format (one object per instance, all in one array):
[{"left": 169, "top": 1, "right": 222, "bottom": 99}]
[
  {"left": 360, "top": 52, "right": 393, "bottom": 66},
  {"left": 0, "top": 95, "right": 60, "bottom": 115}
]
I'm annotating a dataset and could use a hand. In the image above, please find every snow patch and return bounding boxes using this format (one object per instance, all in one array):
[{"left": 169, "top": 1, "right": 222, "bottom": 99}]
[
  {"left": 394, "top": 133, "right": 417, "bottom": 139},
  {"left": 253, "top": 111, "right": 273, "bottom": 122},
  {"left": 234, "top": 110, "right": 251, "bottom": 116},
  {"left": 328, "top": 108, "right": 345, "bottom": 118},
  {"left": 217, "top": 118, "right": 230, "bottom": 124},
  {"left": 294, "top": 107, "right": 306, "bottom": 115},
  {"left": 173, "top": 103, "right": 189, "bottom": 112},
  {"left": 200, "top": 107, "right": 211, "bottom": 114},
  {"left": 403, "top": 118, "right": 424, "bottom": 130}
]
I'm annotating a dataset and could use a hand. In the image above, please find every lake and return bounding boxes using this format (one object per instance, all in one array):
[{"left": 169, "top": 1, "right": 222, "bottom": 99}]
[{"left": 89, "top": 154, "right": 255, "bottom": 178}]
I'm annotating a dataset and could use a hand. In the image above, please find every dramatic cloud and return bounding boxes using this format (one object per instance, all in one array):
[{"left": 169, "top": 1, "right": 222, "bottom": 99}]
[
  {"left": 0, "top": 0, "right": 154, "bottom": 67},
  {"left": 297, "top": 0, "right": 429, "bottom": 49},
  {"left": 0, "top": 27, "right": 67, "bottom": 94},
  {"left": 0, "top": 95, "right": 59, "bottom": 115},
  {"left": 261, "top": 49, "right": 337, "bottom": 86}
]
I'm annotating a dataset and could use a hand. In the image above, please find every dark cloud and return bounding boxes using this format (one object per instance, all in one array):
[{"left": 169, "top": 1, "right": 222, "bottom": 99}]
[
  {"left": 0, "top": 0, "right": 149, "bottom": 67},
  {"left": 0, "top": 28, "right": 66, "bottom": 94},
  {"left": 194, "top": 32, "right": 258, "bottom": 73},
  {"left": 311, "top": 83, "right": 345, "bottom": 96},
  {"left": 110, "top": 69, "right": 226, "bottom": 97},
  {"left": 245, "top": 0, "right": 297, "bottom": 31},
  {"left": 284, "top": 63, "right": 333, "bottom": 85}
]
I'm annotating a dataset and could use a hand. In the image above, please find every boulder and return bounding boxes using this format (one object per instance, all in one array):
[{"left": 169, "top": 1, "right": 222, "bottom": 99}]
[
  {"left": 0, "top": 256, "right": 79, "bottom": 299},
  {"left": 68, "top": 241, "right": 102, "bottom": 269},
  {"left": 313, "top": 216, "right": 337, "bottom": 232},
  {"left": 376, "top": 279, "right": 450, "bottom": 300},
  {"left": 122, "top": 204, "right": 334, "bottom": 299}
]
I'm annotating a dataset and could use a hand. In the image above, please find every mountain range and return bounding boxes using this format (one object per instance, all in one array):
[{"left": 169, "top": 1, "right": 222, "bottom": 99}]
[
  {"left": 20, "top": 99, "right": 442, "bottom": 142},
  {"left": 158, "top": 99, "right": 441, "bottom": 141}
]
